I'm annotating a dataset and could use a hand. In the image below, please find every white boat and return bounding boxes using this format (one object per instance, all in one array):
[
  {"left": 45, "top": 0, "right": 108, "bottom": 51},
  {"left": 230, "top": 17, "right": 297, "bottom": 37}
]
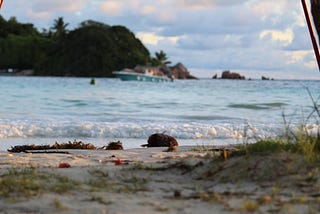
[{"left": 113, "top": 66, "right": 173, "bottom": 82}]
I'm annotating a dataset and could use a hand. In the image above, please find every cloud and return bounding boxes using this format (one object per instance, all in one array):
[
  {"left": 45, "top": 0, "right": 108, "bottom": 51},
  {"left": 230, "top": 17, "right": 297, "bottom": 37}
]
[
  {"left": 177, "top": 34, "right": 245, "bottom": 50},
  {"left": 31, "top": 0, "right": 87, "bottom": 13},
  {"left": 99, "top": 1, "right": 123, "bottom": 16},
  {"left": 283, "top": 26, "right": 312, "bottom": 51},
  {"left": 26, "top": 10, "right": 51, "bottom": 20},
  {"left": 177, "top": 0, "right": 243, "bottom": 9},
  {"left": 136, "top": 32, "right": 179, "bottom": 46},
  {"left": 259, "top": 28, "right": 294, "bottom": 47},
  {"left": 1, "top": 0, "right": 318, "bottom": 79}
]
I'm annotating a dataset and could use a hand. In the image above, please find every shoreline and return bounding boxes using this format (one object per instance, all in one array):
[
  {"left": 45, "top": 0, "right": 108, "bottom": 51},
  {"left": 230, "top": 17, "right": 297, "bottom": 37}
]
[
  {"left": 1, "top": 146, "right": 319, "bottom": 213},
  {"left": 0, "top": 138, "right": 240, "bottom": 152}
]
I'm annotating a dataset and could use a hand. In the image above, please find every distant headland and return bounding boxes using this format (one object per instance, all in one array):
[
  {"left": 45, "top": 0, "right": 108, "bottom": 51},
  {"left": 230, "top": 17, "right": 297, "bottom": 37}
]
[{"left": 0, "top": 16, "right": 196, "bottom": 79}]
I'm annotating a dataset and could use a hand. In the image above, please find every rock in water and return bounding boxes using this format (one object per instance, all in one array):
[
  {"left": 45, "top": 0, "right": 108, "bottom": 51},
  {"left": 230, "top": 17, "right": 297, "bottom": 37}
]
[
  {"left": 142, "top": 133, "right": 178, "bottom": 147},
  {"left": 221, "top": 70, "right": 245, "bottom": 79}
]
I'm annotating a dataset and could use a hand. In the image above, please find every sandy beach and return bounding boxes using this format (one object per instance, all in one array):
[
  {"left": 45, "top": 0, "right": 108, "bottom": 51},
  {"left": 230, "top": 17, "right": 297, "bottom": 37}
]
[{"left": 0, "top": 146, "right": 319, "bottom": 214}]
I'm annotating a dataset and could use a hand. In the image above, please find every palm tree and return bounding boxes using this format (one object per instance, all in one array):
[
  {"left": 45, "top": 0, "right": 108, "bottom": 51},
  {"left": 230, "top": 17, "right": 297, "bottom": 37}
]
[
  {"left": 311, "top": 0, "right": 320, "bottom": 41},
  {"left": 152, "top": 50, "right": 171, "bottom": 66},
  {"left": 51, "top": 17, "right": 69, "bottom": 39}
]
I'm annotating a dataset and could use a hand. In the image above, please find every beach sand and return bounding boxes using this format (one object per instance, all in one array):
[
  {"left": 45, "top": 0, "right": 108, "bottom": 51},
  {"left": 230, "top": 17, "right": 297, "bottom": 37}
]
[{"left": 0, "top": 146, "right": 319, "bottom": 213}]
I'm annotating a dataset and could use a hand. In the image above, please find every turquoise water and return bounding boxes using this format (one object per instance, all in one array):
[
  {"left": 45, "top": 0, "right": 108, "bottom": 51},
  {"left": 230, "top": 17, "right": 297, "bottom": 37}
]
[{"left": 0, "top": 76, "right": 319, "bottom": 150}]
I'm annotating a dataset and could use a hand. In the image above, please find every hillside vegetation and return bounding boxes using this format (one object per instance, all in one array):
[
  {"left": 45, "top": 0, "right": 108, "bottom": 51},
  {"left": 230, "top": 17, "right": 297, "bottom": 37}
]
[{"left": 0, "top": 16, "right": 151, "bottom": 77}]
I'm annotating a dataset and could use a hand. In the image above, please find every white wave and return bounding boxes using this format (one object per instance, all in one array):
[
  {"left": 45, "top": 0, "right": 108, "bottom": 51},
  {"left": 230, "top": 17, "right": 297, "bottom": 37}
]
[{"left": 0, "top": 120, "right": 292, "bottom": 141}]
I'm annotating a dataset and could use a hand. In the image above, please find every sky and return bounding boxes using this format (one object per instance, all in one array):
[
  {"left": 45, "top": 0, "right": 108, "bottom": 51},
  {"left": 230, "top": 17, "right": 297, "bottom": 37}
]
[{"left": 1, "top": 0, "right": 320, "bottom": 80}]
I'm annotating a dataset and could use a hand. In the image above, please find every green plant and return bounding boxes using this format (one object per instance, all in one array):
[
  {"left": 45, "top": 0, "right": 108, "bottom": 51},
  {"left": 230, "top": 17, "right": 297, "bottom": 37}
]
[
  {"left": 0, "top": 167, "right": 79, "bottom": 199},
  {"left": 89, "top": 195, "right": 112, "bottom": 205},
  {"left": 236, "top": 139, "right": 299, "bottom": 156},
  {"left": 119, "top": 176, "right": 149, "bottom": 192},
  {"left": 233, "top": 88, "right": 320, "bottom": 160},
  {"left": 0, "top": 167, "right": 43, "bottom": 198}
]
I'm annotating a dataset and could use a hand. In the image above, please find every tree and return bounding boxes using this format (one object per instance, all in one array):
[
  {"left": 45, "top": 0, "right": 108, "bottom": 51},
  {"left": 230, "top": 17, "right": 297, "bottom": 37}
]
[
  {"left": 0, "top": 35, "right": 51, "bottom": 69},
  {"left": 0, "top": 16, "right": 152, "bottom": 77},
  {"left": 0, "top": 16, "right": 50, "bottom": 70},
  {"left": 311, "top": 0, "right": 320, "bottom": 41},
  {"left": 51, "top": 17, "right": 69, "bottom": 39},
  {"left": 35, "top": 21, "right": 150, "bottom": 77},
  {"left": 151, "top": 50, "right": 171, "bottom": 66},
  {"left": 0, "top": 15, "right": 39, "bottom": 38},
  {"left": 0, "top": 15, "right": 7, "bottom": 38}
]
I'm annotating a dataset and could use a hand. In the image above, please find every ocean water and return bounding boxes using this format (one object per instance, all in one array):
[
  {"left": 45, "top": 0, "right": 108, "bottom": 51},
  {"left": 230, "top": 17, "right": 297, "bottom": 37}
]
[{"left": 0, "top": 76, "right": 320, "bottom": 150}]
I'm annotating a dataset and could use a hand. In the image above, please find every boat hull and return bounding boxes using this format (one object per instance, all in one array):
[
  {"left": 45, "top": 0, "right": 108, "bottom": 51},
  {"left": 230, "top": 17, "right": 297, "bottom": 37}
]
[{"left": 113, "top": 71, "right": 172, "bottom": 82}]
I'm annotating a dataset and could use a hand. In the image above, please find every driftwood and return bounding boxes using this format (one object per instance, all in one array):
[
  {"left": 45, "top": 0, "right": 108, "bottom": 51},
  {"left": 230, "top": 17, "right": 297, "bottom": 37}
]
[{"left": 23, "top": 151, "right": 70, "bottom": 154}]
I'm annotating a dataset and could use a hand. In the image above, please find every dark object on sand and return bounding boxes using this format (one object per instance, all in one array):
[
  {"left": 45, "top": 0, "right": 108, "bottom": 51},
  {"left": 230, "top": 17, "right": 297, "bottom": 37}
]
[
  {"left": 165, "top": 144, "right": 178, "bottom": 152},
  {"left": 8, "top": 140, "right": 96, "bottom": 153},
  {"left": 100, "top": 141, "right": 124, "bottom": 150},
  {"left": 52, "top": 140, "right": 96, "bottom": 150},
  {"left": 142, "top": 133, "right": 178, "bottom": 148},
  {"left": 8, "top": 144, "right": 51, "bottom": 153},
  {"left": 59, "top": 162, "right": 71, "bottom": 168}
]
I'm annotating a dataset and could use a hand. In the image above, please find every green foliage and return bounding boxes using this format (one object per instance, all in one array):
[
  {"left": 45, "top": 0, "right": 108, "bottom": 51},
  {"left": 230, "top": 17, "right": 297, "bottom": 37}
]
[
  {"left": 0, "top": 16, "right": 40, "bottom": 38},
  {"left": 35, "top": 21, "right": 150, "bottom": 77},
  {"left": 0, "top": 16, "right": 151, "bottom": 77},
  {"left": 0, "top": 34, "right": 52, "bottom": 69},
  {"left": 239, "top": 139, "right": 300, "bottom": 156},
  {"left": 236, "top": 89, "right": 320, "bottom": 162},
  {"left": 150, "top": 50, "right": 171, "bottom": 66},
  {"left": 237, "top": 128, "right": 320, "bottom": 162},
  {"left": 51, "top": 17, "right": 69, "bottom": 40}
]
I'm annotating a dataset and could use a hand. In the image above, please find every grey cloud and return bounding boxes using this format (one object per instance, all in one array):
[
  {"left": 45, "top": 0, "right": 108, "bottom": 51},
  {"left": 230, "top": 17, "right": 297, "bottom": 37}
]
[
  {"left": 177, "top": 34, "right": 247, "bottom": 50},
  {"left": 179, "top": 0, "right": 245, "bottom": 8},
  {"left": 158, "top": 7, "right": 271, "bottom": 37},
  {"left": 28, "top": 0, "right": 84, "bottom": 13},
  {"left": 284, "top": 26, "right": 314, "bottom": 51}
]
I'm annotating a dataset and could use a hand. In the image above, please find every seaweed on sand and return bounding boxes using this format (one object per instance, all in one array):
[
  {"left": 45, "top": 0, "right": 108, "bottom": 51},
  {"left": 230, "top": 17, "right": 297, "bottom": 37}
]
[
  {"left": 7, "top": 140, "right": 96, "bottom": 153},
  {"left": 98, "top": 141, "right": 123, "bottom": 150}
]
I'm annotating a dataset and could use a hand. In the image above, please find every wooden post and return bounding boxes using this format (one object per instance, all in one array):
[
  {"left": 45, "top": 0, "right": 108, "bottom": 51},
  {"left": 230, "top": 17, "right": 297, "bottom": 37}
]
[{"left": 301, "top": 0, "right": 320, "bottom": 71}]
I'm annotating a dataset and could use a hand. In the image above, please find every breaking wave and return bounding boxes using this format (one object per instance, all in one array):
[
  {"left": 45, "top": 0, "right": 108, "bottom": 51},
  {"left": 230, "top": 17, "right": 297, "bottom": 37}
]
[{"left": 1, "top": 119, "right": 316, "bottom": 142}]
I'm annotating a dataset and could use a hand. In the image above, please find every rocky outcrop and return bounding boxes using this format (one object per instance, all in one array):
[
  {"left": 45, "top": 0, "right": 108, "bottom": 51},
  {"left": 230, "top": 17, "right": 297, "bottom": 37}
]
[
  {"left": 221, "top": 70, "right": 245, "bottom": 80},
  {"left": 261, "top": 76, "right": 274, "bottom": 80},
  {"left": 132, "top": 63, "right": 197, "bottom": 80},
  {"left": 170, "top": 63, "right": 198, "bottom": 79}
]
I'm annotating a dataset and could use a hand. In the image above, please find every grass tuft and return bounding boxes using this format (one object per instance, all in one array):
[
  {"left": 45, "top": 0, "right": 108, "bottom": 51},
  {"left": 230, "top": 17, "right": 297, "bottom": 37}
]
[{"left": 0, "top": 167, "right": 79, "bottom": 199}]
